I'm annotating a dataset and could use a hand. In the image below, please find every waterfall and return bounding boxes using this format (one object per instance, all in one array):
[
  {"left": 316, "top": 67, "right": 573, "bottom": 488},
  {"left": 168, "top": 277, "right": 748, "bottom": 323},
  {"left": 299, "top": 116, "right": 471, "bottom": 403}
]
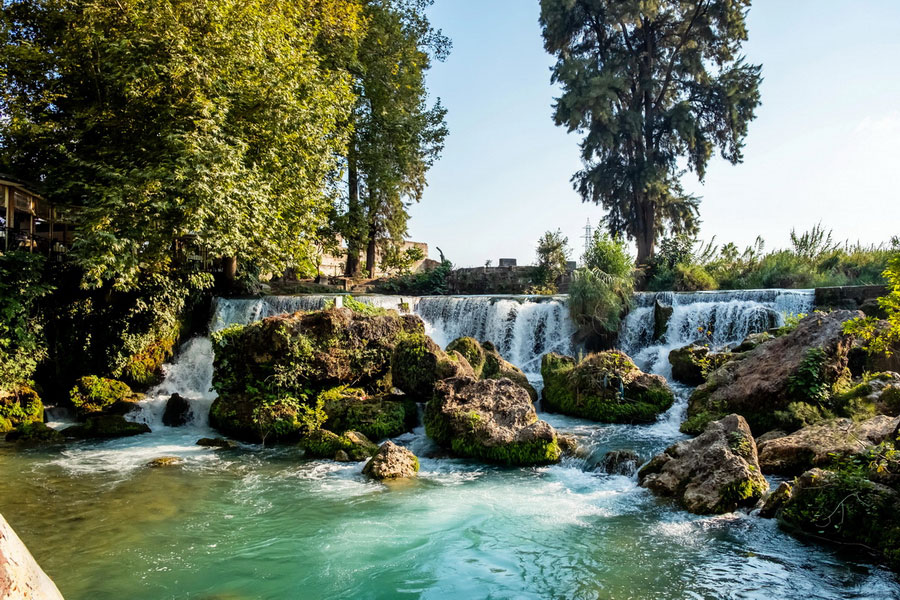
[
  {"left": 619, "top": 289, "right": 815, "bottom": 377},
  {"left": 414, "top": 296, "right": 574, "bottom": 375}
]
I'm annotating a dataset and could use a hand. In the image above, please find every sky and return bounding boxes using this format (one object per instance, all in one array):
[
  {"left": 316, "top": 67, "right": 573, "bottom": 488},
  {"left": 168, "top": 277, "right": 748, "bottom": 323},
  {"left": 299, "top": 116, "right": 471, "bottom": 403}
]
[{"left": 406, "top": 0, "right": 900, "bottom": 267}]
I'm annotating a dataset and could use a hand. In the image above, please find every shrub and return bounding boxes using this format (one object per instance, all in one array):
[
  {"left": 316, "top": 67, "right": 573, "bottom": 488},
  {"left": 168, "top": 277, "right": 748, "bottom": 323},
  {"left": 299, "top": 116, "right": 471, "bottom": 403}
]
[
  {"left": 0, "top": 252, "right": 53, "bottom": 390},
  {"left": 844, "top": 249, "right": 900, "bottom": 358}
]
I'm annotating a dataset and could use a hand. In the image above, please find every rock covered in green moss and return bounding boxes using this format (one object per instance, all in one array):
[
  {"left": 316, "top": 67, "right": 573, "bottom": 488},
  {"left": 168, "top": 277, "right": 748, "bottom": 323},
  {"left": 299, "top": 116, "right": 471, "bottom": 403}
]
[
  {"left": 363, "top": 441, "right": 420, "bottom": 480},
  {"left": 425, "top": 377, "right": 561, "bottom": 466},
  {"left": 297, "top": 429, "right": 378, "bottom": 461},
  {"left": 146, "top": 456, "right": 181, "bottom": 468},
  {"left": 5, "top": 421, "right": 64, "bottom": 445},
  {"left": 668, "top": 344, "right": 732, "bottom": 386},
  {"left": 481, "top": 341, "right": 537, "bottom": 402},
  {"left": 446, "top": 337, "right": 486, "bottom": 377},
  {"left": 209, "top": 395, "right": 306, "bottom": 444},
  {"left": 391, "top": 333, "right": 474, "bottom": 400},
  {"left": 62, "top": 414, "right": 151, "bottom": 439},
  {"left": 541, "top": 351, "right": 674, "bottom": 423},
  {"left": 685, "top": 311, "right": 859, "bottom": 436},
  {"left": 778, "top": 468, "right": 900, "bottom": 568},
  {"left": 638, "top": 414, "right": 768, "bottom": 514},
  {"left": 0, "top": 386, "right": 44, "bottom": 433},
  {"left": 732, "top": 332, "right": 773, "bottom": 353},
  {"left": 212, "top": 307, "right": 423, "bottom": 400},
  {"left": 69, "top": 375, "right": 140, "bottom": 419},
  {"left": 758, "top": 481, "right": 792, "bottom": 518},
  {"left": 756, "top": 415, "right": 899, "bottom": 475},
  {"left": 320, "top": 387, "right": 416, "bottom": 441}
]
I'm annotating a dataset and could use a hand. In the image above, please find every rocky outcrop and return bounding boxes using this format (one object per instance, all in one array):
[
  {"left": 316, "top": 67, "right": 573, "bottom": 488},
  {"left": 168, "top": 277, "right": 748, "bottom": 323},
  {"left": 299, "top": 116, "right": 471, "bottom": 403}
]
[
  {"left": 732, "top": 332, "right": 773, "bottom": 353},
  {"left": 600, "top": 449, "right": 639, "bottom": 476},
  {"left": 481, "top": 342, "right": 537, "bottom": 402},
  {"left": 196, "top": 437, "right": 237, "bottom": 449},
  {"left": 61, "top": 414, "right": 150, "bottom": 439},
  {"left": 162, "top": 393, "right": 192, "bottom": 427},
  {"left": 778, "top": 468, "right": 900, "bottom": 568},
  {"left": 320, "top": 388, "right": 416, "bottom": 441},
  {"left": 757, "top": 415, "right": 899, "bottom": 475},
  {"left": 5, "top": 422, "right": 64, "bottom": 446},
  {"left": 68, "top": 376, "right": 141, "bottom": 420},
  {"left": 638, "top": 414, "right": 768, "bottom": 514},
  {"left": 362, "top": 441, "right": 420, "bottom": 480},
  {"left": 684, "top": 311, "right": 860, "bottom": 435},
  {"left": 668, "top": 344, "right": 732, "bottom": 386},
  {"left": 653, "top": 298, "right": 673, "bottom": 341},
  {"left": 541, "top": 351, "right": 674, "bottom": 423},
  {"left": 446, "top": 337, "right": 486, "bottom": 377},
  {"left": 1, "top": 512, "right": 64, "bottom": 600},
  {"left": 391, "top": 333, "right": 474, "bottom": 401},
  {"left": 425, "top": 377, "right": 561, "bottom": 465},
  {"left": 758, "top": 481, "right": 792, "bottom": 518},
  {"left": 297, "top": 430, "right": 378, "bottom": 461},
  {"left": 0, "top": 386, "right": 44, "bottom": 434}
]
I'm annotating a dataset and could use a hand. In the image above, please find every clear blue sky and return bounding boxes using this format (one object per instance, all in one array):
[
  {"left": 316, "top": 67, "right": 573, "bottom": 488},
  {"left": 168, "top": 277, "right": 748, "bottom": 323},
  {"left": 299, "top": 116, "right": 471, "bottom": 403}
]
[{"left": 406, "top": 0, "right": 900, "bottom": 267}]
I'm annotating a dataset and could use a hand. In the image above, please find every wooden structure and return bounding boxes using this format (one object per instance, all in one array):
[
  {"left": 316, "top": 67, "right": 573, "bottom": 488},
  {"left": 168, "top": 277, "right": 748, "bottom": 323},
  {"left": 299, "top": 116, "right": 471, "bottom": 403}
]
[{"left": 0, "top": 176, "right": 73, "bottom": 257}]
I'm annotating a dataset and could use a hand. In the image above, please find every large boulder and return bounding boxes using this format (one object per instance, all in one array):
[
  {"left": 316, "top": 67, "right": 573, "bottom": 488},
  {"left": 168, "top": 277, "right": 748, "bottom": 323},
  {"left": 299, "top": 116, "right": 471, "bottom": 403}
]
[
  {"left": 638, "top": 414, "right": 768, "bottom": 514},
  {"left": 69, "top": 375, "right": 141, "bottom": 419},
  {"left": 391, "top": 333, "right": 475, "bottom": 401},
  {"left": 5, "top": 422, "right": 65, "bottom": 446},
  {"left": 684, "top": 311, "right": 860, "bottom": 435},
  {"left": 62, "top": 414, "right": 151, "bottom": 439},
  {"left": 0, "top": 386, "right": 44, "bottom": 434},
  {"left": 653, "top": 298, "right": 673, "bottom": 341},
  {"left": 297, "top": 429, "right": 378, "bottom": 461},
  {"left": 757, "top": 415, "right": 900, "bottom": 475},
  {"left": 320, "top": 387, "right": 416, "bottom": 441},
  {"left": 668, "top": 344, "right": 732, "bottom": 386},
  {"left": 362, "top": 441, "right": 420, "bottom": 480},
  {"left": 162, "top": 393, "right": 192, "bottom": 427},
  {"left": 1, "top": 512, "right": 65, "bottom": 600},
  {"left": 425, "top": 377, "right": 561, "bottom": 465},
  {"left": 778, "top": 468, "right": 900, "bottom": 568},
  {"left": 541, "top": 351, "right": 674, "bottom": 423},
  {"left": 481, "top": 342, "right": 537, "bottom": 402},
  {"left": 210, "top": 308, "right": 423, "bottom": 442},
  {"left": 446, "top": 337, "right": 486, "bottom": 377},
  {"left": 600, "top": 449, "right": 640, "bottom": 476}
]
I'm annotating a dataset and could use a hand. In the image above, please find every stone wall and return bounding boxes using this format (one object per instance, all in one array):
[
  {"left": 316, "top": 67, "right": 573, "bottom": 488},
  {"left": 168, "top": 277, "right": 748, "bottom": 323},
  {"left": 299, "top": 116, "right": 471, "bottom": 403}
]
[
  {"left": 814, "top": 285, "right": 887, "bottom": 316},
  {"left": 447, "top": 266, "right": 572, "bottom": 295}
]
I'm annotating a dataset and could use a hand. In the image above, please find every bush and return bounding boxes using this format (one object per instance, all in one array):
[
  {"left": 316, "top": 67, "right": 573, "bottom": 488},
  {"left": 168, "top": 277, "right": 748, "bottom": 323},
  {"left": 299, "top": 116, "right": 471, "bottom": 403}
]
[
  {"left": 844, "top": 248, "right": 900, "bottom": 358},
  {"left": 568, "top": 268, "right": 634, "bottom": 338},
  {"left": 376, "top": 258, "right": 452, "bottom": 295},
  {"left": 0, "top": 252, "right": 53, "bottom": 390}
]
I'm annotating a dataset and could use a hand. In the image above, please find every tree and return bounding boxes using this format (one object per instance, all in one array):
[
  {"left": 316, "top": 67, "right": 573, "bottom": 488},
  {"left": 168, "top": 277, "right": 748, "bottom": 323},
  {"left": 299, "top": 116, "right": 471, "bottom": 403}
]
[
  {"left": 342, "top": 0, "right": 448, "bottom": 278},
  {"left": 0, "top": 0, "right": 363, "bottom": 289},
  {"left": 540, "top": 0, "right": 762, "bottom": 265},
  {"left": 533, "top": 229, "right": 571, "bottom": 292},
  {"left": 844, "top": 241, "right": 900, "bottom": 357}
]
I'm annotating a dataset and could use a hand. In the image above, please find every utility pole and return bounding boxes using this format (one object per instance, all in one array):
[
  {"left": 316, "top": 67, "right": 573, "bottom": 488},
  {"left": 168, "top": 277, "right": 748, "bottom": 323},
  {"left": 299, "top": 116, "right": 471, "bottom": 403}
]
[{"left": 582, "top": 218, "right": 592, "bottom": 256}]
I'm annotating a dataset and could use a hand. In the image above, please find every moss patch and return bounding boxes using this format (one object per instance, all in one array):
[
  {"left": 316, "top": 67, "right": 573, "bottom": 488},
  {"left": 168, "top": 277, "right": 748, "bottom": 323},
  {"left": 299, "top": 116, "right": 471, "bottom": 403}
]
[
  {"left": 447, "top": 337, "right": 486, "bottom": 377},
  {"left": 69, "top": 375, "right": 135, "bottom": 418},
  {"left": 0, "top": 386, "right": 44, "bottom": 433}
]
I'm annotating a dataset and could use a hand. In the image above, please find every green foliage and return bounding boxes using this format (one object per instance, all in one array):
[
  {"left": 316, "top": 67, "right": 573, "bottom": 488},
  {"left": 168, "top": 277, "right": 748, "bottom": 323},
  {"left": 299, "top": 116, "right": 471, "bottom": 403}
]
[
  {"left": 446, "top": 337, "right": 486, "bottom": 378},
  {"left": 647, "top": 229, "right": 893, "bottom": 291},
  {"left": 531, "top": 229, "right": 571, "bottom": 292},
  {"left": 320, "top": 386, "right": 414, "bottom": 440},
  {"left": 376, "top": 257, "right": 452, "bottom": 295},
  {"left": 69, "top": 375, "right": 134, "bottom": 416},
  {"left": 787, "top": 348, "right": 830, "bottom": 404},
  {"left": 568, "top": 267, "right": 634, "bottom": 337},
  {"left": 380, "top": 245, "right": 426, "bottom": 275},
  {"left": 0, "top": 253, "right": 53, "bottom": 389},
  {"left": 323, "top": 295, "right": 390, "bottom": 317},
  {"left": 540, "top": 1, "right": 761, "bottom": 263},
  {"left": 1, "top": 0, "right": 364, "bottom": 288},
  {"left": 582, "top": 231, "right": 633, "bottom": 278},
  {"left": 844, "top": 249, "right": 900, "bottom": 357},
  {"left": 0, "top": 386, "right": 44, "bottom": 433}
]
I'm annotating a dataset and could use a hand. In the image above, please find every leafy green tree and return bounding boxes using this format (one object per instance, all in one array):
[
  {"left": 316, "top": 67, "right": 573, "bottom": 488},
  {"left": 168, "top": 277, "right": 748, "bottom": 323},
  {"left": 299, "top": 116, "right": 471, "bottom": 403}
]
[
  {"left": 540, "top": 0, "right": 762, "bottom": 265},
  {"left": 343, "top": 0, "right": 448, "bottom": 278},
  {"left": 0, "top": 0, "right": 363, "bottom": 289},
  {"left": 533, "top": 229, "right": 571, "bottom": 292},
  {"left": 844, "top": 243, "right": 900, "bottom": 356}
]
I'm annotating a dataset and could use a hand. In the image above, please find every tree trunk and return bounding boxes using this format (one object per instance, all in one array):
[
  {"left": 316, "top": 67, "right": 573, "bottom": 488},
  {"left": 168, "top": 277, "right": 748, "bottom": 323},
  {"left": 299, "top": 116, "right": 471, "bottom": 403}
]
[
  {"left": 344, "top": 150, "right": 361, "bottom": 278},
  {"left": 365, "top": 234, "right": 377, "bottom": 279},
  {"left": 635, "top": 198, "right": 656, "bottom": 267},
  {"left": 223, "top": 256, "right": 238, "bottom": 282}
]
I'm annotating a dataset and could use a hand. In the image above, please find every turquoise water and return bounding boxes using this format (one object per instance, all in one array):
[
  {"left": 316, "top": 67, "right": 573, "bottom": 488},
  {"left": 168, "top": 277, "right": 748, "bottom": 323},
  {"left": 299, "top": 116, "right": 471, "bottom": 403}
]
[{"left": 1, "top": 411, "right": 898, "bottom": 600}]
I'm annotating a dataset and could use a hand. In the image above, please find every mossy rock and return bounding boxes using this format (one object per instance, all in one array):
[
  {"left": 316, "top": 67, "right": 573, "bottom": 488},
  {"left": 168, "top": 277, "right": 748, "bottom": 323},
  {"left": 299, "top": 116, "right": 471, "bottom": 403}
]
[
  {"left": 212, "top": 307, "right": 424, "bottom": 402},
  {"left": 209, "top": 395, "right": 306, "bottom": 444},
  {"left": 69, "top": 376, "right": 139, "bottom": 419},
  {"left": 297, "top": 429, "right": 378, "bottom": 461},
  {"left": 391, "top": 333, "right": 474, "bottom": 400},
  {"left": 481, "top": 341, "right": 537, "bottom": 402},
  {"left": 0, "top": 386, "right": 44, "bottom": 433},
  {"left": 668, "top": 344, "right": 732, "bottom": 386},
  {"left": 779, "top": 468, "right": 900, "bottom": 568},
  {"left": 446, "top": 337, "right": 486, "bottom": 377},
  {"left": 5, "top": 421, "right": 65, "bottom": 445},
  {"left": 425, "top": 377, "right": 561, "bottom": 466},
  {"left": 541, "top": 351, "right": 674, "bottom": 423},
  {"left": 321, "top": 387, "right": 416, "bottom": 441},
  {"left": 62, "top": 414, "right": 151, "bottom": 439}
]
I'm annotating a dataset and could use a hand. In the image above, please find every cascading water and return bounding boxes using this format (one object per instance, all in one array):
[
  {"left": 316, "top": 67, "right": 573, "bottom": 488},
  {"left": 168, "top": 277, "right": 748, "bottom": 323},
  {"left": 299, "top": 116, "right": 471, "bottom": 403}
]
[{"left": 414, "top": 295, "right": 574, "bottom": 375}]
